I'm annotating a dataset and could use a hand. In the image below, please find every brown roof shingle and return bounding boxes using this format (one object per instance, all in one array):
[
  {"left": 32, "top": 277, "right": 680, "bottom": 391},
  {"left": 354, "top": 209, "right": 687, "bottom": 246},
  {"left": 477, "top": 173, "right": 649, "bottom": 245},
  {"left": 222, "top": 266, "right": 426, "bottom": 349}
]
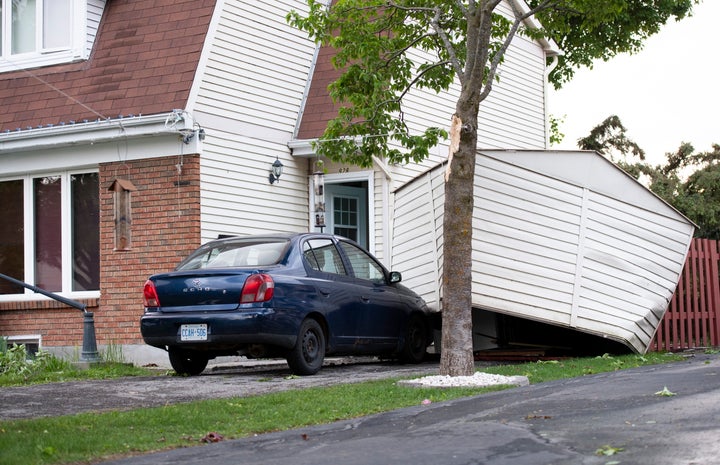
[
  {"left": 0, "top": 0, "right": 215, "bottom": 131},
  {"left": 296, "top": 45, "right": 343, "bottom": 140}
]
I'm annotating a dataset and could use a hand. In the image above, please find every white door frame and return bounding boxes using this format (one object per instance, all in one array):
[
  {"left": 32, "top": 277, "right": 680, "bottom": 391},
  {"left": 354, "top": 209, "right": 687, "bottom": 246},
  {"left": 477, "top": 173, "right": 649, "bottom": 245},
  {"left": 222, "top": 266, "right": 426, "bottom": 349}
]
[{"left": 309, "top": 170, "right": 375, "bottom": 254}]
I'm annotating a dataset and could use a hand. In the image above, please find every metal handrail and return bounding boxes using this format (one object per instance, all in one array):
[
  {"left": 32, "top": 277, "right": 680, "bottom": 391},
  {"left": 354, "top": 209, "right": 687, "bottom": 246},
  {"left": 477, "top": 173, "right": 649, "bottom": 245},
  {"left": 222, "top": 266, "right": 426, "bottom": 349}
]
[{"left": 0, "top": 272, "right": 100, "bottom": 362}]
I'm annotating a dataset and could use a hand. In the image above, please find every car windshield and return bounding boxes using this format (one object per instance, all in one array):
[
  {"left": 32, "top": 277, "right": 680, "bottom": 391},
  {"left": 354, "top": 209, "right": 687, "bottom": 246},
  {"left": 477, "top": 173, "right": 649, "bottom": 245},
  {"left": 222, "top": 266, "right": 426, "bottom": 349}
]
[{"left": 176, "top": 239, "right": 289, "bottom": 270}]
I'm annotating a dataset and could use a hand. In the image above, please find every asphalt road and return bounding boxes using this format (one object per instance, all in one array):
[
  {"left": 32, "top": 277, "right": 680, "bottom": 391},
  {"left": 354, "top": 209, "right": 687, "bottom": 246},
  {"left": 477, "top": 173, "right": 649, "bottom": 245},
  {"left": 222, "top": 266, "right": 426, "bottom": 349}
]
[{"left": 90, "top": 353, "right": 719, "bottom": 465}]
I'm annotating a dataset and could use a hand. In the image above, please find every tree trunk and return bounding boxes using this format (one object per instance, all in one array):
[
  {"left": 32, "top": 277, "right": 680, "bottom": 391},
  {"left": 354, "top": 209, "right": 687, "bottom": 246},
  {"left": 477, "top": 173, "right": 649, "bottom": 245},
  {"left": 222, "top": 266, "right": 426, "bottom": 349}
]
[{"left": 439, "top": 112, "right": 478, "bottom": 377}]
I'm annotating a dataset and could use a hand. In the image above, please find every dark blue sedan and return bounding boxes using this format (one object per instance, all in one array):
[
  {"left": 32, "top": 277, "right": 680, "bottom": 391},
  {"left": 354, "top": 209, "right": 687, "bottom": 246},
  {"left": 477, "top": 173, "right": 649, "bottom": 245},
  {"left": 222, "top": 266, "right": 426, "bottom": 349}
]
[{"left": 140, "top": 233, "right": 433, "bottom": 375}]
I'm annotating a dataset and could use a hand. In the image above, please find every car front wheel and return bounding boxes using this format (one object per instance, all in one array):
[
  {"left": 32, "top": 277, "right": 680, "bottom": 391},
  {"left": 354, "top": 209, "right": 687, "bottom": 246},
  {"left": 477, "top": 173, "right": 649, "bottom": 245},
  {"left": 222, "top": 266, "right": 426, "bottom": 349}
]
[
  {"left": 168, "top": 348, "right": 209, "bottom": 376},
  {"left": 401, "top": 314, "right": 428, "bottom": 364},
  {"left": 286, "top": 318, "right": 325, "bottom": 376}
]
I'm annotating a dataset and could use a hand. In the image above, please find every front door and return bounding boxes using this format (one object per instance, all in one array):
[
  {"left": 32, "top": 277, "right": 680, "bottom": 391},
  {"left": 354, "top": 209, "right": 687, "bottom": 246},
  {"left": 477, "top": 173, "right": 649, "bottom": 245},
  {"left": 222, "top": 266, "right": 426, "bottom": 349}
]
[{"left": 324, "top": 184, "right": 368, "bottom": 249}]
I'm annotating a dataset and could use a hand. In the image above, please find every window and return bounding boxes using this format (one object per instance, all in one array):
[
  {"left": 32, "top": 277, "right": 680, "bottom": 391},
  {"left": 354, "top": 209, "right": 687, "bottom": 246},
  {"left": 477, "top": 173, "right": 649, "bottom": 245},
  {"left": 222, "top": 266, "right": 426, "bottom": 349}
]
[
  {"left": 0, "top": 0, "right": 85, "bottom": 72},
  {"left": 0, "top": 171, "right": 99, "bottom": 297},
  {"left": 333, "top": 196, "right": 359, "bottom": 242},
  {"left": 338, "top": 241, "right": 386, "bottom": 283},
  {"left": 176, "top": 239, "right": 289, "bottom": 271},
  {"left": 303, "top": 239, "right": 347, "bottom": 275}
]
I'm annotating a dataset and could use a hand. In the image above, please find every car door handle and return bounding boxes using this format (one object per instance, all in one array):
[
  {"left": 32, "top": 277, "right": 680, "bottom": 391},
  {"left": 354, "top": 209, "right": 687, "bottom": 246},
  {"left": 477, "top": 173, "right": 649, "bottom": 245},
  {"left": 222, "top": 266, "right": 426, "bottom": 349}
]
[
  {"left": 360, "top": 296, "right": 370, "bottom": 303},
  {"left": 318, "top": 288, "right": 331, "bottom": 297}
]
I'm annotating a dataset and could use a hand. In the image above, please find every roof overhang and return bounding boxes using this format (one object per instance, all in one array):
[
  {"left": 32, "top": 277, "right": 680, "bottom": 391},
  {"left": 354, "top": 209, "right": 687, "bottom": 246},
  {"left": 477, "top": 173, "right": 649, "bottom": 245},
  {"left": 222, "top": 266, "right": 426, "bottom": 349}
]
[
  {"left": 511, "top": 0, "right": 562, "bottom": 57},
  {"left": 0, "top": 111, "right": 201, "bottom": 154},
  {"left": 287, "top": 138, "right": 316, "bottom": 158}
]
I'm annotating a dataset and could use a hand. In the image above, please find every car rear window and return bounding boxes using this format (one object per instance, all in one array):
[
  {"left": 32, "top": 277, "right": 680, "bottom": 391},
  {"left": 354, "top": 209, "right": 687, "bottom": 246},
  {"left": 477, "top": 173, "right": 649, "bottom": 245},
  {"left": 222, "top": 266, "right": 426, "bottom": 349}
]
[{"left": 177, "top": 239, "right": 289, "bottom": 270}]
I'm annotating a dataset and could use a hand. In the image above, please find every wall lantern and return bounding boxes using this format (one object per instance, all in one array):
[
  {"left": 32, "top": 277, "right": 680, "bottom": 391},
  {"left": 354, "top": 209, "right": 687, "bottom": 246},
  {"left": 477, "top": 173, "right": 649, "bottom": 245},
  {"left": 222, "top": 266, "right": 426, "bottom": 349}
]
[{"left": 268, "top": 157, "right": 284, "bottom": 184}]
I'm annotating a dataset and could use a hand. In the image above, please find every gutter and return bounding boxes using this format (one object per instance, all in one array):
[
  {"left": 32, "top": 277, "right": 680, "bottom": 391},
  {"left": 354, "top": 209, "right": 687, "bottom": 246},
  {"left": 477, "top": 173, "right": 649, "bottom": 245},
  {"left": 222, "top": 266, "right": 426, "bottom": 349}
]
[{"left": 0, "top": 111, "right": 201, "bottom": 154}]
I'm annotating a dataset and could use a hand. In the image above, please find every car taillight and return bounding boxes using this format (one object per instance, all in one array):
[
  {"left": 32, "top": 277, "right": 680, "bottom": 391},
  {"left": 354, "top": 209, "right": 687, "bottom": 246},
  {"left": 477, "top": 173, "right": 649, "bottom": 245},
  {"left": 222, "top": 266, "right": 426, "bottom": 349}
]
[
  {"left": 143, "top": 280, "right": 161, "bottom": 307},
  {"left": 240, "top": 274, "right": 274, "bottom": 303}
]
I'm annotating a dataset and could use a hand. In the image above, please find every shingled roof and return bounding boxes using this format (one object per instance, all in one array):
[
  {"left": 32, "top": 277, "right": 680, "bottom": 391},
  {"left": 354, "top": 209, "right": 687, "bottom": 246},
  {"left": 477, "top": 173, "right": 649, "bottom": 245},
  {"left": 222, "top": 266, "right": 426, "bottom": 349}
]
[
  {"left": 0, "top": 0, "right": 215, "bottom": 132},
  {"left": 296, "top": 44, "right": 343, "bottom": 140}
]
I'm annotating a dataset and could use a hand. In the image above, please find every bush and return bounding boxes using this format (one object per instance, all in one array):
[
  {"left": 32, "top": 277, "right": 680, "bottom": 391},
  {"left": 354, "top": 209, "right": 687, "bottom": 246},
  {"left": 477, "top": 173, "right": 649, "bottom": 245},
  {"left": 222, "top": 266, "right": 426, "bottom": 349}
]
[{"left": 0, "top": 338, "right": 72, "bottom": 378}]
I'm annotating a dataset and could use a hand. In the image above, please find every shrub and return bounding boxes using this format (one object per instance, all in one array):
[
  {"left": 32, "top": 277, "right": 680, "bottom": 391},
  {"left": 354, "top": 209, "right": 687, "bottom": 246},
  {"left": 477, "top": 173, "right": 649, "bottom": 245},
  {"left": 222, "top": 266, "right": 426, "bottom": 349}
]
[{"left": 0, "top": 338, "right": 72, "bottom": 378}]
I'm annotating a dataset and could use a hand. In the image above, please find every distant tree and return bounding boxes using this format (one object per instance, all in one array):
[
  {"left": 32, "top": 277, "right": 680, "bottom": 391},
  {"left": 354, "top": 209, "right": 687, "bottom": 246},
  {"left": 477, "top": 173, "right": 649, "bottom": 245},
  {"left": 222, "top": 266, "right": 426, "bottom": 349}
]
[
  {"left": 577, "top": 115, "right": 645, "bottom": 161},
  {"left": 646, "top": 144, "right": 720, "bottom": 240},
  {"left": 579, "top": 116, "right": 720, "bottom": 239}
]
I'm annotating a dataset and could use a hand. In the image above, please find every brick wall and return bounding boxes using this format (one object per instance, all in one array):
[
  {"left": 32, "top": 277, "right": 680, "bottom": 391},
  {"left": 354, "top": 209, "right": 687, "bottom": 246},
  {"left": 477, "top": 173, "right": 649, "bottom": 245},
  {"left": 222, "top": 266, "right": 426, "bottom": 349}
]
[
  {"left": 98, "top": 154, "right": 201, "bottom": 345},
  {"left": 0, "top": 154, "right": 201, "bottom": 350},
  {"left": 0, "top": 299, "right": 99, "bottom": 345}
]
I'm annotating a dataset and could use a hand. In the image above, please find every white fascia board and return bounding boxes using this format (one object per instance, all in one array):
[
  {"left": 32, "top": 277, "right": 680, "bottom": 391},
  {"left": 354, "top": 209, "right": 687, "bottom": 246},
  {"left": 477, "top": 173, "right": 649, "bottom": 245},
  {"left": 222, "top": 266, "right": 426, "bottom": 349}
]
[
  {"left": 510, "top": 0, "right": 562, "bottom": 57},
  {"left": 288, "top": 138, "right": 316, "bottom": 158},
  {"left": 0, "top": 113, "right": 197, "bottom": 154}
]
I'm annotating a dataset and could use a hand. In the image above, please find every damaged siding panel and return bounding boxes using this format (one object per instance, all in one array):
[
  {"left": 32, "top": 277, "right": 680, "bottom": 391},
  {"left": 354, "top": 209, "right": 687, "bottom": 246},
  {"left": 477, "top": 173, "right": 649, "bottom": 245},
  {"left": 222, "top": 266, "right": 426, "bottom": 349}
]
[
  {"left": 585, "top": 195, "right": 692, "bottom": 282},
  {"left": 575, "top": 191, "right": 694, "bottom": 351},
  {"left": 472, "top": 155, "right": 584, "bottom": 325},
  {"left": 393, "top": 150, "right": 694, "bottom": 354}
]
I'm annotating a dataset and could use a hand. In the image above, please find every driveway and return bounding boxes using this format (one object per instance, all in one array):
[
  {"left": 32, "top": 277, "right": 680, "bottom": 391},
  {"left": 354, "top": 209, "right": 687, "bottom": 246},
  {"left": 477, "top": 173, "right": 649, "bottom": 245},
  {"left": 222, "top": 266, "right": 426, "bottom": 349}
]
[
  {"left": 96, "top": 352, "right": 719, "bottom": 465},
  {"left": 0, "top": 357, "right": 451, "bottom": 420}
]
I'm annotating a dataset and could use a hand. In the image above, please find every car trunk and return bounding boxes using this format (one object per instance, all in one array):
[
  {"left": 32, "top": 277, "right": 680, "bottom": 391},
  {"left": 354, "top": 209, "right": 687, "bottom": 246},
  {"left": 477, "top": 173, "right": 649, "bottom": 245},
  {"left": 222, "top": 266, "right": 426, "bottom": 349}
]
[{"left": 151, "top": 269, "right": 254, "bottom": 311}]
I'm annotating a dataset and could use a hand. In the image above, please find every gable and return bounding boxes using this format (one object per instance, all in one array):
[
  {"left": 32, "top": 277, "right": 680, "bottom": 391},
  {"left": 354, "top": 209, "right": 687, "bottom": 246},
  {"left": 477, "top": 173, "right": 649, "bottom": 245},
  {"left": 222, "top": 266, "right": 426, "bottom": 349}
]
[{"left": 295, "top": 1, "right": 560, "bottom": 145}]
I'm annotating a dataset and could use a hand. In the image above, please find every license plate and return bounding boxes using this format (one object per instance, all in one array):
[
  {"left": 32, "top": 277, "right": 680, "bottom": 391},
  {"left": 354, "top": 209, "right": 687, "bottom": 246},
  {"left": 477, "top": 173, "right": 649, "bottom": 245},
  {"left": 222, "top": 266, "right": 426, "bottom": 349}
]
[{"left": 180, "top": 324, "right": 207, "bottom": 341}]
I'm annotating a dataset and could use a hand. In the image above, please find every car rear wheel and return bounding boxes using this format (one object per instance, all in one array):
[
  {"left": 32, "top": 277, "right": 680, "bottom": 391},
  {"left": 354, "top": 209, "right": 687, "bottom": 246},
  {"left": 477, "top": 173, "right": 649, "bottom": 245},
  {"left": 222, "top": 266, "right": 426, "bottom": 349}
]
[
  {"left": 401, "top": 314, "right": 427, "bottom": 364},
  {"left": 286, "top": 318, "right": 325, "bottom": 376},
  {"left": 168, "top": 348, "right": 209, "bottom": 376}
]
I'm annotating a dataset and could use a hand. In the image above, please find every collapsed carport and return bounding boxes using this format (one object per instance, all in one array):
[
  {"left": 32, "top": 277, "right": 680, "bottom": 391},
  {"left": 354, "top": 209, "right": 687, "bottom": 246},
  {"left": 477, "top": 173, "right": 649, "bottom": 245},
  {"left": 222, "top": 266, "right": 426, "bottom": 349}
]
[{"left": 391, "top": 149, "right": 695, "bottom": 356}]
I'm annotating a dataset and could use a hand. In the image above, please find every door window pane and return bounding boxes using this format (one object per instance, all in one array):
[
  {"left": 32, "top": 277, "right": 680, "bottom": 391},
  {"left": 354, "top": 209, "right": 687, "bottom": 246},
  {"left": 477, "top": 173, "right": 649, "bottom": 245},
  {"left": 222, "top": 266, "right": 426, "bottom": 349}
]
[
  {"left": 333, "top": 196, "right": 358, "bottom": 242},
  {"left": 72, "top": 173, "right": 99, "bottom": 291},
  {"left": 34, "top": 176, "right": 62, "bottom": 291},
  {"left": 0, "top": 180, "right": 24, "bottom": 294}
]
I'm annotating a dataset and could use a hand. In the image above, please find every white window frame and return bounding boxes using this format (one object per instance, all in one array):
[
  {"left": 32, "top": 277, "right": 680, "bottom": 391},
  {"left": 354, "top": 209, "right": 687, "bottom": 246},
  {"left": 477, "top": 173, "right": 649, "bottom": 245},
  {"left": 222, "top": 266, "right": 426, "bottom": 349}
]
[
  {"left": 0, "top": 0, "right": 87, "bottom": 73},
  {"left": 0, "top": 169, "right": 100, "bottom": 301}
]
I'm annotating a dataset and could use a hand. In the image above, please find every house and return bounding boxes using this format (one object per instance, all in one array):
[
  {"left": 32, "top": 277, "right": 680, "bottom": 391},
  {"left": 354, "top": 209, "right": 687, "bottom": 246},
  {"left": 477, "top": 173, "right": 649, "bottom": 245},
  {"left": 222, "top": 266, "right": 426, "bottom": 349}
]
[{"left": 0, "top": 0, "right": 559, "bottom": 365}]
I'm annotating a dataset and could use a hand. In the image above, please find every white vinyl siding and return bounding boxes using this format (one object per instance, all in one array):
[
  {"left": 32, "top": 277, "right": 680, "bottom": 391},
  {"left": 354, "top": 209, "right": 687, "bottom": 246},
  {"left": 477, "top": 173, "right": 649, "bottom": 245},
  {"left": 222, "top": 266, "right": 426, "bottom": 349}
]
[
  {"left": 191, "top": 0, "right": 551, "bottom": 254},
  {"left": 199, "top": 128, "right": 309, "bottom": 242},
  {"left": 193, "top": 1, "right": 313, "bottom": 134},
  {"left": 86, "top": 0, "right": 105, "bottom": 56},
  {"left": 190, "top": 0, "right": 316, "bottom": 241}
]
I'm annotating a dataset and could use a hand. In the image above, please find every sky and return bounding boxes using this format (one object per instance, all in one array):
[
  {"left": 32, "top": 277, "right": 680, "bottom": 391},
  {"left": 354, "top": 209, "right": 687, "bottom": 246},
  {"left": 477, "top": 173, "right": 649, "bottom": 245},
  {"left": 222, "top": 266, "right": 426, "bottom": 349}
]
[{"left": 548, "top": 1, "right": 720, "bottom": 165}]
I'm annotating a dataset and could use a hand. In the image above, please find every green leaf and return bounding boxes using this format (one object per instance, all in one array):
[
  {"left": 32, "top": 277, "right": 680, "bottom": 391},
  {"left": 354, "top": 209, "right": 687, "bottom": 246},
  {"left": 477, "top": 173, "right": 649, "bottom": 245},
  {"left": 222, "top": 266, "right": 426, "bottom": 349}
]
[
  {"left": 654, "top": 386, "right": 677, "bottom": 397},
  {"left": 595, "top": 444, "right": 625, "bottom": 456}
]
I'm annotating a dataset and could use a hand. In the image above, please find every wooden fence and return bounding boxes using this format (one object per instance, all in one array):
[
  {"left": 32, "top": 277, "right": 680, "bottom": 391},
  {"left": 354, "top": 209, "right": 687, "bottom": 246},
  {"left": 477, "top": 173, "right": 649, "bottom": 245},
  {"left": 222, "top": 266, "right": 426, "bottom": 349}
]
[{"left": 652, "top": 238, "right": 720, "bottom": 351}]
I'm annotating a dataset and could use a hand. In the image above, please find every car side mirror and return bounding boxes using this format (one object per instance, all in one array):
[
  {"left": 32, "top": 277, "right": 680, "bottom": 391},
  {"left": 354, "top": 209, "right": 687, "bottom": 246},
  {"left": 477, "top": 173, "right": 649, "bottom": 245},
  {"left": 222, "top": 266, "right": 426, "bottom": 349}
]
[{"left": 389, "top": 271, "right": 402, "bottom": 283}]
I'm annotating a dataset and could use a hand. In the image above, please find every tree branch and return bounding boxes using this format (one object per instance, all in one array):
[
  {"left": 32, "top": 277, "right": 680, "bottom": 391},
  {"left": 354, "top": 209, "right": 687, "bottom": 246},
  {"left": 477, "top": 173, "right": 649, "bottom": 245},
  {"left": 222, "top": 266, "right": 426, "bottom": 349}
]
[{"left": 430, "top": 7, "right": 464, "bottom": 78}]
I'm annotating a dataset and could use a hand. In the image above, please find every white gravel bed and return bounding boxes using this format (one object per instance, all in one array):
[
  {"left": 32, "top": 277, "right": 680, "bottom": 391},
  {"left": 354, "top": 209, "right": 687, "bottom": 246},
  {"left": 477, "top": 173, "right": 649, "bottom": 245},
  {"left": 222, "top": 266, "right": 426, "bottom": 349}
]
[{"left": 399, "top": 371, "right": 529, "bottom": 388}]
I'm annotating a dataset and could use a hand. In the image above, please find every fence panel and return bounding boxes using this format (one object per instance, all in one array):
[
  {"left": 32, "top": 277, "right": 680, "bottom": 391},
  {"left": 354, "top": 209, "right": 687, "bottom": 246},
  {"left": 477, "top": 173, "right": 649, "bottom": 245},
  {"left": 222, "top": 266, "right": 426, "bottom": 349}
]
[{"left": 652, "top": 238, "right": 720, "bottom": 351}]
